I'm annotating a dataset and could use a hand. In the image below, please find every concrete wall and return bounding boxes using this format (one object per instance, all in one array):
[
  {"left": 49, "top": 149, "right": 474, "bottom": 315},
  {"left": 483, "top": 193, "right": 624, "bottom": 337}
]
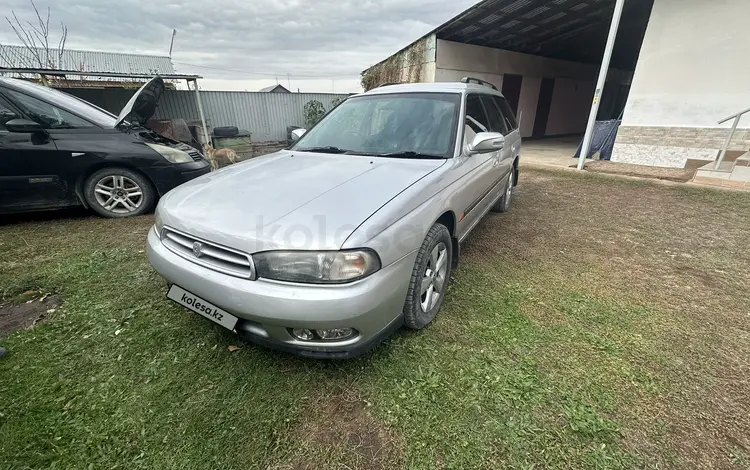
[
  {"left": 362, "top": 35, "right": 437, "bottom": 90},
  {"left": 613, "top": 0, "right": 750, "bottom": 167},
  {"left": 434, "top": 40, "right": 632, "bottom": 138}
]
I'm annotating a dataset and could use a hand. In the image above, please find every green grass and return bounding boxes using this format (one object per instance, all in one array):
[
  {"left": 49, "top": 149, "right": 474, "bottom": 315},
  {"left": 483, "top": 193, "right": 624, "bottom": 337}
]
[{"left": 1, "top": 169, "right": 749, "bottom": 469}]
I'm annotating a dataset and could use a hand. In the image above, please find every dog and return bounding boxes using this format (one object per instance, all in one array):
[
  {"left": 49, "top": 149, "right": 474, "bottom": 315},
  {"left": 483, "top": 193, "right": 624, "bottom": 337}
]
[{"left": 204, "top": 145, "right": 239, "bottom": 170}]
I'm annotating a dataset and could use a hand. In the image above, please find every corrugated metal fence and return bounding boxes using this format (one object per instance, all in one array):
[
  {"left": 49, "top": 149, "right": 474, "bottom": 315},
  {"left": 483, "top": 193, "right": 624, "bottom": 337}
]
[
  {"left": 156, "top": 91, "right": 348, "bottom": 141},
  {"left": 63, "top": 87, "right": 349, "bottom": 142}
]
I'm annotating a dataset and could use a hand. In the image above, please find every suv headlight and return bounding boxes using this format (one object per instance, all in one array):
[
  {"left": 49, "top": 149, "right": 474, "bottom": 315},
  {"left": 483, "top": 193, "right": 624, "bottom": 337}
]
[
  {"left": 146, "top": 143, "right": 193, "bottom": 164},
  {"left": 252, "top": 249, "right": 381, "bottom": 284}
]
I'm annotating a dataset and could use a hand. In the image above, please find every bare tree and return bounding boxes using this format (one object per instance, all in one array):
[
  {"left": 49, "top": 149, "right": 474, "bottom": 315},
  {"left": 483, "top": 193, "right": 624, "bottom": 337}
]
[{"left": 0, "top": 0, "right": 68, "bottom": 85}]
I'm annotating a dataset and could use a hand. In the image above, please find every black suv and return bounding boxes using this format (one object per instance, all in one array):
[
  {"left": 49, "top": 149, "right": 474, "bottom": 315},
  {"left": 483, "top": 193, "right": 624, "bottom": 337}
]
[{"left": 0, "top": 76, "right": 210, "bottom": 218}]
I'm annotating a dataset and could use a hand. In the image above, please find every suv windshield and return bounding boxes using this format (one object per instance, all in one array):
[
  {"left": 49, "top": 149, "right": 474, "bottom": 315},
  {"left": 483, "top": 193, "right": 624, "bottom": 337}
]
[
  {"left": 4, "top": 79, "right": 118, "bottom": 128},
  {"left": 292, "top": 92, "right": 460, "bottom": 158}
]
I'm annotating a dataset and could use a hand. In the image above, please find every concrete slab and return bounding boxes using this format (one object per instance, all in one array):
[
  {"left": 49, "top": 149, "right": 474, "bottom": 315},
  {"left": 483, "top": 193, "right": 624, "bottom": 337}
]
[{"left": 520, "top": 136, "right": 580, "bottom": 169}]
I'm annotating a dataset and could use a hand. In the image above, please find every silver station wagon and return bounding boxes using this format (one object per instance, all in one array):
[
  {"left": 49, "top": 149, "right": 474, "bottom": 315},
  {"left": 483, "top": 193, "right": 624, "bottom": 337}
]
[{"left": 147, "top": 77, "right": 522, "bottom": 358}]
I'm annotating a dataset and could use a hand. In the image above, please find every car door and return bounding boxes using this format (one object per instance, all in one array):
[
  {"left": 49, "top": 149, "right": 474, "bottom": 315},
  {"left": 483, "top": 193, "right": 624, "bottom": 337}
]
[
  {"left": 454, "top": 93, "right": 498, "bottom": 239},
  {"left": 494, "top": 95, "right": 522, "bottom": 180},
  {"left": 0, "top": 86, "right": 99, "bottom": 210},
  {"left": 480, "top": 94, "right": 513, "bottom": 184},
  {"left": 0, "top": 91, "right": 69, "bottom": 211}
]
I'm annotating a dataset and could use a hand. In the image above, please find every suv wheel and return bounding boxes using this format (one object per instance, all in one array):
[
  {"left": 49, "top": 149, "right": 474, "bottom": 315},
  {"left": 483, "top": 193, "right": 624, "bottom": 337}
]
[
  {"left": 83, "top": 167, "right": 155, "bottom": 218},
  {"left": 403, "top": 223, "right": 453, "bottom": 330},
  {"left": 491, "top": 172, "right": 513, "bottom": 213}
]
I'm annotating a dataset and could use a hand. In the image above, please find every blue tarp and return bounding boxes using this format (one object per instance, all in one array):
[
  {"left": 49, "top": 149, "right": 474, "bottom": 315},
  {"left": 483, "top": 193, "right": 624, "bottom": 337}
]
[{"left": 574, "top": 119, "right": 622, "bottom": 161}]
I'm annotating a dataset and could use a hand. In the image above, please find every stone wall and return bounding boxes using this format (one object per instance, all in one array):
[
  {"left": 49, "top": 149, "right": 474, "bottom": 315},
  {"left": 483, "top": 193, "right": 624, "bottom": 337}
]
[{"left": 612, "top": 126, "right": 750, "bottom": 168}]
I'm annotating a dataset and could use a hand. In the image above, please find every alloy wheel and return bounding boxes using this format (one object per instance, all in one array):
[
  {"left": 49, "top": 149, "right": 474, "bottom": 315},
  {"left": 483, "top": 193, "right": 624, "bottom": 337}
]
[
  {"left": 420, "top": 242, "right": 448, "bottom": 312},
  {"left": 93, "top": 175, "right": 144, "bottom": 214}
]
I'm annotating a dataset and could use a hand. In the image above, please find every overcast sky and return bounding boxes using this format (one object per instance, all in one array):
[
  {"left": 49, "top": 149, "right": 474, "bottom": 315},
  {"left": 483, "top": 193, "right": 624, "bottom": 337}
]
[{"left": 0, "top": 0, "right": 477, "bottom": 93}]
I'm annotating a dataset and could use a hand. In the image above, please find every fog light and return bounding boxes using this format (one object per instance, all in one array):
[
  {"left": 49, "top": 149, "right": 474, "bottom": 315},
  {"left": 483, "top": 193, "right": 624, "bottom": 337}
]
[
  {"left": 316, "top": 328, "right": 355, "bottom": 340},
  {"left": 291, "top": 328, "right": 314, "bottom": 341}
]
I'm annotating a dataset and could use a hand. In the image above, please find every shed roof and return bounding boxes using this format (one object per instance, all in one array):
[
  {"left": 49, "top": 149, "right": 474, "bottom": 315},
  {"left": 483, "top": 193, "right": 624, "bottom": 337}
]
[
  {"left": 0, "top": 45, "right": 175, "bottom": 76},
  {"left": 258, "top": 84, "right": 291, "bottom": 93}
]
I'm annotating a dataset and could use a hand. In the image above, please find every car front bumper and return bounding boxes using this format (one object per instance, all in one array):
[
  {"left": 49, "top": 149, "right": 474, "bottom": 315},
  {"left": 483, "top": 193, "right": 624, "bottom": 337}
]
[
  {"left": 146, "top": 227, "right": 415, "bottom": 358},
  {"left": 147, "top": 160, "right": 211, "bottom": 196}
]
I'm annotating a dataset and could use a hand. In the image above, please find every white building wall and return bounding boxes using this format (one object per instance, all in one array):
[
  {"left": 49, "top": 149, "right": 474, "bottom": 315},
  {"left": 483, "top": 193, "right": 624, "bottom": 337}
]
[
  {"left": 434, "top": 39, "right": 631, "bottom": 138},
  {"left": 613, "top": 0, "right": 750, "bottom": 167}
]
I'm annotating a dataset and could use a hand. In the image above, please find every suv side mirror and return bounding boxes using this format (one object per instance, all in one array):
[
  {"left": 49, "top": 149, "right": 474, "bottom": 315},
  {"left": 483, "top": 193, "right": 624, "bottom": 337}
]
[
  {"left": 6, "top": 119, "right": 43, "bottom": 133},
  {"left": 467, "top": 132, "right": 505, "bottom": 155},
  {"left": 291, "top": 128, "right": 307, "bottom": 141}
]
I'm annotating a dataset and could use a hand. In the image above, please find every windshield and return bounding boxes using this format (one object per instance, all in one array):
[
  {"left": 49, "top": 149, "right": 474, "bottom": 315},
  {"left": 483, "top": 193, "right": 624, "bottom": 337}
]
[
  {"left": 5, "top": 80, "right": 118, "bottom": 128},
  {"left": 292, "top": 92, "right": 460, "bottom": 158}
]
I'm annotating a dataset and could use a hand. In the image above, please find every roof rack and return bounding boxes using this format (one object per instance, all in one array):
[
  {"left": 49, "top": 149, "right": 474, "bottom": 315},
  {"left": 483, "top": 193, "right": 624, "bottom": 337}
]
[
  {"left": 376, "top": 82, "right": 401, "bottom": 88},
  {"left": 460, "top": 77, "right": 498, "bottom": 90}
]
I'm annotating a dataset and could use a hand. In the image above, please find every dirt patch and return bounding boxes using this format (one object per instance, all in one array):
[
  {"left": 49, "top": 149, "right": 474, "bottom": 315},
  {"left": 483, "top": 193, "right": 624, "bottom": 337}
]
[
  {"left": 0, "top": 292, "right": 60, "bottom": 338},
  {"left": 585, "top": 160, "right": 696, "bottom": 182},
  {"left": 267, "top": 387, "right": 405, "bottom": 470}
]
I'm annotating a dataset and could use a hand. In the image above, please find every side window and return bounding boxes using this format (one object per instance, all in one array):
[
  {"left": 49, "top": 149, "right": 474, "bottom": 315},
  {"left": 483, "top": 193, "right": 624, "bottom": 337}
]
[
  {"left": 494, "top": 96, "right": 519, "bottom": 132},
  {"left": 0, "top": 95, "right": 20, "bottom": 131},
  {"left": 464, "top": 94, "right": 490, "bottom": 146},
  {"left": 3, "top": 89, "right": 95, "bottom": 129},
  {"left": 480, "top": 95, "right": 509, "bottom": 135}
]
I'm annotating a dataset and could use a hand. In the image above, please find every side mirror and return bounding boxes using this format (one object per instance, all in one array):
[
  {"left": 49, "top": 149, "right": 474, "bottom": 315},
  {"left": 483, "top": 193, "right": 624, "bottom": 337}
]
[
  {"left": 291, "top": 128, "right": 307, "bottom": 141},
  {"left": 6, "top": 119, "right": 43, "bottom": 133},
  {"left": 467, "top": 132, "right": 505, "bottom": 155}
]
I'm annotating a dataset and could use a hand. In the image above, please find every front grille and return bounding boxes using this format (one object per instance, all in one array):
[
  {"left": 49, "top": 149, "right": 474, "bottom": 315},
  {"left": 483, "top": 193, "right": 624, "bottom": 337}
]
[
  {"left": 161, "top": 227, "right": 255, "bottom": 279},
  {"left": 186, "top": 148, "right": 204, "bottom": 162}
]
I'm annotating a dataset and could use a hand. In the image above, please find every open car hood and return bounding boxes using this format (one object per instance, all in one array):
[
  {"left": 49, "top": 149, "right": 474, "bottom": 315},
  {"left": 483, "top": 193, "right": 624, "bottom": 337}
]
[{"left": 115, "top": 76, "right": 165, "bottom": 127}]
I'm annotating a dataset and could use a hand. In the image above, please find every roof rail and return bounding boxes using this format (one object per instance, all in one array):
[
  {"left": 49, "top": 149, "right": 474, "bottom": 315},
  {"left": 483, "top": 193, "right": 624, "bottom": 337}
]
[
  {"left": 460, "top": 76, "right": 498, "bottom": 90},
  {"left": 377, "top": 82, "right": 401, "bottom": 88}
]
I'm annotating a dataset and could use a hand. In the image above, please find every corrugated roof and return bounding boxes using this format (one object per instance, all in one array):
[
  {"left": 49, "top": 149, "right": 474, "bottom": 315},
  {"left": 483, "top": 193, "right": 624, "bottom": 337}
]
[
  {"left": 0, "top": 45, "right": 174, "bottom": 75},
  {"left": 364, "top": 0, "right": 653, "bottom": 73},
  {"left": 432, "top": 0, "right": 654, "bottom": 70}
]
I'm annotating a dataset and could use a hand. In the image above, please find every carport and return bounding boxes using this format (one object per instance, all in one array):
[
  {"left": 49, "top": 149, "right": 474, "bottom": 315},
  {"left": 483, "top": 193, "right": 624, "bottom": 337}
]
[
  {"left": 0, "top": 67, "right": 210, "bottom": 148},
  {"left": 427, "top": 0, "right": 656, "bottom": 168},
  {"left": 364, "top": 0, "right": 656, "bottom": 167},
  {"left": 431, "top": 0, "right": 654, "bottom": 168}
]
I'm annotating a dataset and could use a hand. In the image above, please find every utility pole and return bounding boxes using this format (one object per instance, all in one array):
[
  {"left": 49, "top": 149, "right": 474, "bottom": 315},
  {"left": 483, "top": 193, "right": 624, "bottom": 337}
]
[
  {"left": 577, "top": 0, "right": 625, "bottom": 170},
  {"left": 287, "top": 73, "right": 291, "bottom": 90}
]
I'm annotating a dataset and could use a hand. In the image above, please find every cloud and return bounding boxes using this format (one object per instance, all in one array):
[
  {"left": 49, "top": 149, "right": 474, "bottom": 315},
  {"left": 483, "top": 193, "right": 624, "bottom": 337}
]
[{"left": 0, "top": 0, "right": 477, "bottom": 92}]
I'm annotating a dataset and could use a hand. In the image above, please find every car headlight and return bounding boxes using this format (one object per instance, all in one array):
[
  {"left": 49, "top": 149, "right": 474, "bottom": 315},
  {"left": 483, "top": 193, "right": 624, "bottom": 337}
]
[
  {"left": 154, "top": 207, "right": 164, "bottom": 236},
  {"left": 146, "top": 143, "right": 193, "bottom": 164},
  {"left": 252, "top": 249, "right": 381, "bottom": 284}
]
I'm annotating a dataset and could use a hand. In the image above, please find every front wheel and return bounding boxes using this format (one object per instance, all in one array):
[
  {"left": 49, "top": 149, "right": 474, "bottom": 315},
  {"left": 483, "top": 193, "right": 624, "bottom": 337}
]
[
  {"left": 491, "top": 172, "right": 513, "bottom": 213},
  {"left": 403, "top": 223, "right": 453, "bottom": 330},
  {"left": 83, "top": 167, "right": 156, "bottom": 218}
]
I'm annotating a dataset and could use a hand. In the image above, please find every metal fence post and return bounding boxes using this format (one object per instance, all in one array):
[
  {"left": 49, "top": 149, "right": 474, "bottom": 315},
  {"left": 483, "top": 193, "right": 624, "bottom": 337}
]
[
  {"left": 715, "top": 115, "right": 741, "bottom": 170},
  {"left": 192, "top": 79, "right": 210, "bottom": 150},
  {"left": 577, "top": 0, "right": 626, "bottom": 170}
]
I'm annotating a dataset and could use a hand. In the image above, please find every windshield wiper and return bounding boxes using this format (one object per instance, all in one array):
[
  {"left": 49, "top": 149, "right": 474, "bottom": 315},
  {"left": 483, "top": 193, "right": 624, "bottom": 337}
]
[
  {"left": 296, "top": 146, "right": 349, "bottom": 154},
  {"left": 374, "top": 151, "right": 444, "bottom": 159}
]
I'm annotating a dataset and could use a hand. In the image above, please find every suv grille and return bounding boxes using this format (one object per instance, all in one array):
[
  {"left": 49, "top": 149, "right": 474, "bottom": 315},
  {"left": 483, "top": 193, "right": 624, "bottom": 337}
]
[{"left": 161, "top": 227, "right": 255, "bottom": 279}]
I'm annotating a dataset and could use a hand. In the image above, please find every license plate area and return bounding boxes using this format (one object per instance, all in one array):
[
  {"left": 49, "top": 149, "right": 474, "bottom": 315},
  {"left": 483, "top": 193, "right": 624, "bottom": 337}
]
[{"left": 167, "top": 285, "right": 238, "bottom": 331}]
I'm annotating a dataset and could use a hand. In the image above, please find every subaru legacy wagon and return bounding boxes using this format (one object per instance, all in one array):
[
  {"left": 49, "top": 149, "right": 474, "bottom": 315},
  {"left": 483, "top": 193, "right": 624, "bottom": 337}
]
[{"left": 147, "top": 77, "right": 521, "bottom": 358}]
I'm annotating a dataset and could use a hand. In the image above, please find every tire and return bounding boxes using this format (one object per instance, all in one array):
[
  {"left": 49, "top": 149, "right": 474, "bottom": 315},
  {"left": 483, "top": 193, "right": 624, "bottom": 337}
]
[
  {"left": 83, "top": 167, "right": 156, "bottom": 218},
  {"left": 213, "top": 126, "right": 239, "bottom": 137},
  {"left": 403, "top": 223, "right": 453, "bottom": 330},
  {"left": 491, "top": 172, "right": 513, "bottom": 213}
]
